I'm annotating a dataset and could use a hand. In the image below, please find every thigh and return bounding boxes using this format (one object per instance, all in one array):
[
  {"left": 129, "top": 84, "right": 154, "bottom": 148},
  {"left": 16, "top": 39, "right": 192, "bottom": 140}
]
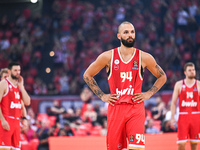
[
  {"left": 107, "top": 105, "right": 127, "bottom": 150},
  {"left": 126, "top": 104, "right": 145, "bottom": 149},
  {"left": 0, "top": 119, "right": 13, "bottom": 147},
  {"left": 177, "top": 115, "right": 189, "bottom": 143},
  {"left": 189, "top": 114, "right": 200, "bottom": 142},
  {"left": 11, "top": 120, "right": 20, "bottom": 149}
]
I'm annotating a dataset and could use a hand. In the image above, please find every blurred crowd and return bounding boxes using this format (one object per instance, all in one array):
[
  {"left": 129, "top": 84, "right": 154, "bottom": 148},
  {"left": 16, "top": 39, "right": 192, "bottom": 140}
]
[{"left": 0, "top": 0, "right": 200, "bottom": 95}]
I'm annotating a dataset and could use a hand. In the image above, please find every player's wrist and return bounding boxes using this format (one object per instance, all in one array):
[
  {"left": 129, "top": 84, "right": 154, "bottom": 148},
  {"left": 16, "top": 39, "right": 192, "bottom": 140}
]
[{"left": 21, "top": 116, "right": 27, "bottom": 120}]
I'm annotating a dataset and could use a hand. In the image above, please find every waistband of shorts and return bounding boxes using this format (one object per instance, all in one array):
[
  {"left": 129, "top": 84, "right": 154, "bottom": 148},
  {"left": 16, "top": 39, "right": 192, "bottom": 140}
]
[
  {"left": 4, "top": 116, "right": 20, "bottom": 120},
  {"left": 179, "top": 111, "right": 200, "bottom": 115}
]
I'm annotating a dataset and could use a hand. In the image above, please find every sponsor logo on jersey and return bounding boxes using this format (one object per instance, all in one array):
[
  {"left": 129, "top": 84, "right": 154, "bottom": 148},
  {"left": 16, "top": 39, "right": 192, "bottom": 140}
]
[
  {"left": 9, "top": 85, "right": 13, "bottom": 91},
  {"left": 116, "top": 85, "right": 134, "bottom": 96},
  {"left": 118, "top": 143, "right": 122, "bottom": 149},
  {"left": 114, "top": 59, "right": 120, "bottom": 65},
  {"left": 132, "top": 60, "right": 139, "bottom": 70},
  {"left": 133, "top": 60, "right": 138, "bottom": 67},
  {"left": 114, "top": 65, "right": 119, "bottom": 70},
  {"left": 193, "top": 87, "right": 197, "bottom": 91},
  {"left": 10, "top": 101, "right": 21, "bottom": 109},
  {"left": 181, "top": 100, "right": 197, "bottom": 107},
  {"left": 130, "top": 135, "right": 134, "bottom": 142},
  {"left": 195, "top": 135, "right": 198, "bottom": 139}
]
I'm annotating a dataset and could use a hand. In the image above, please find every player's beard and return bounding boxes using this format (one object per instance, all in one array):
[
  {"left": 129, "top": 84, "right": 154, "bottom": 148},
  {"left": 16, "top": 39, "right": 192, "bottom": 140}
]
[
  {"left": 121, "top": 37, "right": 135, "bottom": 47},
  {"left": 11, "top": 74, "right": 19, "bottom": 80},
  {"left": 188, "top": 75, "right": 195, "bottom": 79}
]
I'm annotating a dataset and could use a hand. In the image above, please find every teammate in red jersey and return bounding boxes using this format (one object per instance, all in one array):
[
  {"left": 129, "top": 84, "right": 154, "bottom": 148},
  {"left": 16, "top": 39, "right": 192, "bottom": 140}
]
[
  {"left": 83, "top": 21, "right": 167, "bottom": 150},
  {"left": 0, "top": 68, "right": 28, "bottom": 130},
  {"left": 171, "top": 62, "right": 200, "bottom": 150},
  {"left": 0, "top": 62, "right": 30, "bottom": 150}
]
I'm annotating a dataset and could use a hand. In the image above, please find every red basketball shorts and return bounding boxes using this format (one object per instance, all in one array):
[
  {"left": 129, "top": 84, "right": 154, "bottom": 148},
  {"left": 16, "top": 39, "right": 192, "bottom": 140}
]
[
  {"left": 0, "top": 117, "right": 21, "bottom": 150},
  {"left": 177, "top": 113, "right": 200, "bottom": 143},
  {"left": 107, "top": 103, "right": 145, "bottom": 150}
]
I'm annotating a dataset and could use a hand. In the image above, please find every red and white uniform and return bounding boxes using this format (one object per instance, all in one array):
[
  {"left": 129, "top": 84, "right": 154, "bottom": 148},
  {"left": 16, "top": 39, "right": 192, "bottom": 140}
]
[
  {"left": 107, "top": 48, "right": 145, "bottom": 150},
  {"left": 177, "top": 79, "right": 200, "bottom": 143},
  {"left": 0, "top": 78, "right": 22, "bottom": 150}
]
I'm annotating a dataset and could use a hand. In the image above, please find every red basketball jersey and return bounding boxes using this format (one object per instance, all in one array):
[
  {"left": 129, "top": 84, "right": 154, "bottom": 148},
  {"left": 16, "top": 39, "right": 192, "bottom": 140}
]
[
  {"left": 108, "top": 47, "right": 143, "bottom": 104},
  {"left": 0, "top": 78, "right": 22, "bottom": 119},
  {"left": 178, "top": 80, "right": 200, "bottom": 113}
]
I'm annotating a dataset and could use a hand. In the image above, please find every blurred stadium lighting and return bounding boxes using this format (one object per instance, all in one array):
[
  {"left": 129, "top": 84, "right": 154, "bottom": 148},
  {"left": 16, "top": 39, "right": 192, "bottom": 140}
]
[
  {"left": 46, "top": 67, "right": 51, "bottom": 74},
  {"left": 30, "top": 0, "right": 38, "bottom": 3},
  {"left": 49, "top": 51, "right": 55, "bottom": 57}
]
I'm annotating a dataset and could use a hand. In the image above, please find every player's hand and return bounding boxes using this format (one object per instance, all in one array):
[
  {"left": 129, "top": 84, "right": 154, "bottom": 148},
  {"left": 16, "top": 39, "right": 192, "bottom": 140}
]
[
  {"left": 132, "top": 92, "right": 152, "bottom": 103},
  {"left": 170, "top": 118, "right": 177, "bottom": 130},
  {"left": 22, "top": 119, "right": 28, "bottom": 130},
  {"left": 1, "top": 119, "right": 10, "bottom": 131},
  {"left": 18, "top": 75, "right": 24, "bottom": 88},
  {"left": 101, "top": 94, "right": 119, "bottom": 106}
]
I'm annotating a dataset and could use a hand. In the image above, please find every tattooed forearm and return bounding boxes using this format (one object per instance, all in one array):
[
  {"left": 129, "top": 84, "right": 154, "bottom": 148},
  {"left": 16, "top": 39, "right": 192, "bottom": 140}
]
[
  {"left": 155, "top": 64, "right": 165, "bottom": 77},
  {"left": 148, "top": 85, "right": 159, "bottom": 95},
  {"left": 83, "top": 76, "right": 104, "bottom": 98}
]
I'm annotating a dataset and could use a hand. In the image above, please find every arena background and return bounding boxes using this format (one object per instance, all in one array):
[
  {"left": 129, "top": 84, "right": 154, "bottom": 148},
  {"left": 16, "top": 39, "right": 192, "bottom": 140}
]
[{"left": 0, "top": 0, "right": 200, "bottom": 150}]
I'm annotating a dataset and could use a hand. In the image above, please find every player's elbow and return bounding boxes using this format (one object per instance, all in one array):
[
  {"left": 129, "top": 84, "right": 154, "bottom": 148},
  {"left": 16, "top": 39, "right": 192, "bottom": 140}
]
[
  {"left": 24, "top": 97, "right": 31, "bottom": 106},
  {"left": 162, "top": 73, "right": 167, "bottom": 84},
  {"left": 83, "top": 71, "right": 90, "bottom": 82}
]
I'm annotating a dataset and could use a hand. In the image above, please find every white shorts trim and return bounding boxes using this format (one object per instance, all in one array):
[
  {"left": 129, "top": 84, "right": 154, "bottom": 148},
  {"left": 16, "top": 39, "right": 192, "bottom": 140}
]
[
  {"left": 177, "top": 139, "right": 188, "bottom": 143},
  {"left": 0, "top": 146, "right": 20, "bottom": 150},
  {"left": 191, "top": 111, "right": 200, "bottom": 114},
  {"left": 190, "top": 139, "right": 200, "bottom": 143},
  {"left": 128, "top": 144, "right": 145, "bottom": 148}
]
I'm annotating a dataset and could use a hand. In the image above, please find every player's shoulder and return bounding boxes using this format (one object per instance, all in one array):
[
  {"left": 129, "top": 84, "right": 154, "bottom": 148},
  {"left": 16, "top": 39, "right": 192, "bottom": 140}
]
[
  {"left": 175, "top": 80, "right": 183, "bottom": 87},
  {"left": 0, "top": 79, "right": 7, "bottom": 85},
  {"left": 0, "top": 79, "right": 8, "bottom": 88},
  {"left": 140, "top": 50, "right": 154, "bottom": 60},
  {"left": 98, "top": 49, "right": 113, "bottom": 59},
  {"left": 197, "top": 80, "right": 200, "bottom": 85}
]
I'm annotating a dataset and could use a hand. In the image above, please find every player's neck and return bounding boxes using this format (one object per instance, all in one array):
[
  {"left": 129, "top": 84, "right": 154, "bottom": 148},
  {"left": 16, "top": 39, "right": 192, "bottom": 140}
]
[
  {"left": 119, "top": 46, "right": 135, "bottom": 62},
  {"left": 8, "top": 76, "right": 18, "bottom": 86},
  {"left": 185, "top": 78, "right": 195, "bottom": 86},
  {"left": 119, "top": 46, "right": 135, "bottom": 55}
]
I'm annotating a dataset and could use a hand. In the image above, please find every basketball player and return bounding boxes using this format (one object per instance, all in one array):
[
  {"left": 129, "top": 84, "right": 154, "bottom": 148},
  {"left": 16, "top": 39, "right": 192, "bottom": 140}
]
[
  {"left": 0, "top": 62, "right": 30, "bottom": 150},
  {"left": 83, "top": 21, "right": 167, "bottom": 150},
  {"left": 0, "top": 68, "right": 28, "bottom": 129},
  {"left": 171, "top": 62, "right": 200, "bottom": 150}
]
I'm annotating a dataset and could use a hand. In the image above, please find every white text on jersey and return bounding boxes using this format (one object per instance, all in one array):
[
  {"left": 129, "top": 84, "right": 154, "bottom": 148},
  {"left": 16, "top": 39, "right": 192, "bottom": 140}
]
[
  {"left": 120, "top": 71, "right": 132, "bottom": 82},
  {"left": 116, "top": 85, "right": 134, "bottom": 96},
  {"left": 10, "top": 101, "right": 21, "bottom": 109},
  {"left": 181, "top": 100, "right": 197, "bottom": 107}
]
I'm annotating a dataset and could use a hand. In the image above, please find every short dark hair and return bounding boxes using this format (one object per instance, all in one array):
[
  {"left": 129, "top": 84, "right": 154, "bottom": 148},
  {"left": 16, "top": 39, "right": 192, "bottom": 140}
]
[
  {"left": 184, "top": 62, "right": 195, "bottom": 71},
  {"left": 8, "top": 62, "right": 20, "bottom": 70}
]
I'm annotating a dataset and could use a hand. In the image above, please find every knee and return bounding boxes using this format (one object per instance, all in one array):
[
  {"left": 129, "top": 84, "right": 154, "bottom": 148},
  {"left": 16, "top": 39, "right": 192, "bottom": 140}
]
[{"left": 178, "top": 143, "right": 186, "bottom": 150}]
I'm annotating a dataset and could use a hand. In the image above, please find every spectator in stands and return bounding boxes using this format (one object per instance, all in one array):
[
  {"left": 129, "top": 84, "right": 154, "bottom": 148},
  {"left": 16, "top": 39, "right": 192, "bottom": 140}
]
[
  {"left": 161, "top": 119, "right": 176, "bottom": 133},
  {"left": 83, "top": 103, "right": 97, "bottom": 126},
  {"left": 37, "top": 121, "right": 54, "bottom": 150},
  {"left": 145, "top": 118, "right": 160, "bottom": 134},
  {"left": 80, "top": 85, "right": 94, "bottom": 117},
  {"left": 151, "top": 96, "right": 167, "bottom": 121},
  {"left": 61, "top": 121, "right": 74, "bottom": 136},
  {"left": 48, "top": 100, "right": 66, "bottom": 125},
  {"left": 25, "top": 107, "right": 38, "bottom": 142},
  {"left": 96, "top": 107, "right": 107, "bottom": 127}
]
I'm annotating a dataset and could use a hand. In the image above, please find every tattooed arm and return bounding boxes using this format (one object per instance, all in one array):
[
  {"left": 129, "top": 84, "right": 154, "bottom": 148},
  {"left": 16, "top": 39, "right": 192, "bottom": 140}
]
[
  {"left": 132, "top": 51, "right": 167, "bottom": 103},
  {"left": 83, "top": 50, "right": 118, "bottom": 106}
]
